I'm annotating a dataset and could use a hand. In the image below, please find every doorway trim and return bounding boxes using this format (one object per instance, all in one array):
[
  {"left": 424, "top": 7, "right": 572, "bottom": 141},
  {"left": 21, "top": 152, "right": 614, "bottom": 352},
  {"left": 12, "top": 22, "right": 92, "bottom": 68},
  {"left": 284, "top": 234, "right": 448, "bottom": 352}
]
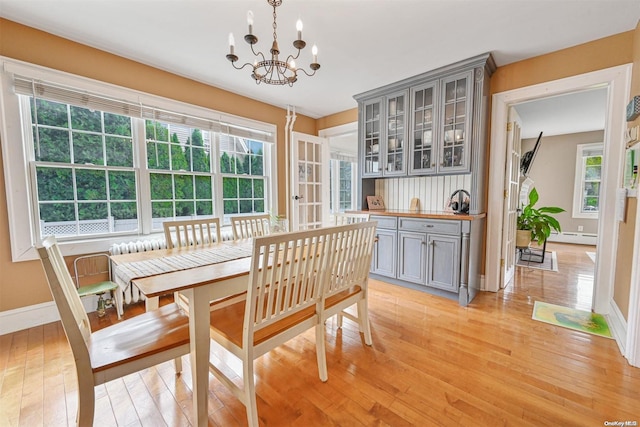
[{"left": 485, "top": 64, "right": 637, "bottom": 362}]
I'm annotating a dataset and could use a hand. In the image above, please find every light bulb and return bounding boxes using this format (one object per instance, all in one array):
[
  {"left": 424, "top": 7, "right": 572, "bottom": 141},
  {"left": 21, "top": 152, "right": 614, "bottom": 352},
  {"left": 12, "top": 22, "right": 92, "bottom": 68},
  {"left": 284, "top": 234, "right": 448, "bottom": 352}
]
[
  {"left": 228, "top": 33, "right": 235, "bottom": 55},
  {"left": 312, "top": 45, "right": 318, "bottom": 63},
  {"left": 296, "top": 19, "right": 303, "bottom": 40},
  {"left": 289, "top": 60, "right": 296, "bottom": 69},
  {"left": 247, "top": 11, "right": 254, "bottom": 34}
]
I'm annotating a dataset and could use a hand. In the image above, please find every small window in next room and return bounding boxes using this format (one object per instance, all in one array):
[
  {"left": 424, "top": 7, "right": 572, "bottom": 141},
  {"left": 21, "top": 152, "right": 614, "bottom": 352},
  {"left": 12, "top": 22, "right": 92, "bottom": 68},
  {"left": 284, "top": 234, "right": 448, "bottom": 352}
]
[
  {"left": 572, "top": 142, "right": 603, "bottom": 219},
  {"left": 329, "top": 156, "right": 357, "bottom": 213}
]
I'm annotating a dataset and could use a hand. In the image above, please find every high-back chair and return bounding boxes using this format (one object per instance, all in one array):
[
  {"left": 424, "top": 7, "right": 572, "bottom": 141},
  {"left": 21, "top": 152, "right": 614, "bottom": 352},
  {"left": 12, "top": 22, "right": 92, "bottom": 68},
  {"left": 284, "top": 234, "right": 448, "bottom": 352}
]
[
  {"left": 37, "top": 236, "right": 190, "bottom": 427},
  {"left": 230, "top": 214, "right": 271, "bottom": 239},
  {"left": 73, "top": 253, "right": 122, "bottom": 319},
  {"left": 163, "top": 217, "right": 222, "bottom": 249},
  {"left": 207, "top": 226, "right": 334, "bottom": 427},
  {"left": 321, "top": 221, "right": 378, "bottom": 346},
  {"left": 333, "top": 212, "right": 370, "bottom": 225}
]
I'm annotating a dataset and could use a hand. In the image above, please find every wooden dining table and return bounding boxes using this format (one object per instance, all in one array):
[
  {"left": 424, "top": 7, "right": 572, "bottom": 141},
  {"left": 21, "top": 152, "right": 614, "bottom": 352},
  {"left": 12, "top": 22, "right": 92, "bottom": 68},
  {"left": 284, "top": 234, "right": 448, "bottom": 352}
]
[{"left": 110, "top": 239, "right": 254, "bottom": 427}]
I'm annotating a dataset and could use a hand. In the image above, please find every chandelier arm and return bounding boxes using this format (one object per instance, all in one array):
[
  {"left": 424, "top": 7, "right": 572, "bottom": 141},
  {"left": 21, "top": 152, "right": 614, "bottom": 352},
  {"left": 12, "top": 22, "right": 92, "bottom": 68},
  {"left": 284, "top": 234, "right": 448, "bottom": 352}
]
[
  {"left": 231, "top": 61, "right": 257, "bottom": 72},
  {"left": 284, "top": 50, "right": 302, "bottom": 65},
  {"left": 297, "top": 68, "right": 318, "bottom": 77}
]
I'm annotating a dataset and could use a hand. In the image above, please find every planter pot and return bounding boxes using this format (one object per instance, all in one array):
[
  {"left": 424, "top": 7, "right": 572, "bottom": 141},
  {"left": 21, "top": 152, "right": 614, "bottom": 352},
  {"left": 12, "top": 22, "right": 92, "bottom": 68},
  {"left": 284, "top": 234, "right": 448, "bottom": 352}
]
[{"left": 516, "top": 229, "right": 532, "bottom": 248}]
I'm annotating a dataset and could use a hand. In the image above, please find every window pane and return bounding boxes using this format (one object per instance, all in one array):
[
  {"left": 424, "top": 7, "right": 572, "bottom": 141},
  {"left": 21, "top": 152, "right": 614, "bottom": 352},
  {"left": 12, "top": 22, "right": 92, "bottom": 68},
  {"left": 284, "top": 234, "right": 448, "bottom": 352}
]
[
  {"left": 174, "top": 174, "right": 193, "bottom": 199},
  {"left": 239, "top": 178, "right": 252, "bottom": 198},
  {"left": 175, "top": 201, "right": 194, "bottom": 217},
  {"left": 36, "top": 128, "right": 71, "bottom": 162},
  {"left": 39, "top": 202, "right": 74, "bottom": 222},
  {"left": 78, "top": 202, "right": 108, "bottom": 220},
  {"left": 195, "top": 175, "right": 212, "bottom": 199},
  {"left": 223, "top": 177, "right": 238, "bottom": 198},
  {"left": 152, "top": 201, "right": 173, "bottom": 218},
  {"left": 196, "top": 201, "right": 213, "bottom": 216},
  {"left": 36, "top": 99, "right": 68, "bottom": 127},
  {"left": 37, "top": 167, "right": 73, "bottom": 201},
  {"left": 239, "top": 199, "right": 253, "bottom": 213},
  {"left": 585, "top": 165, "right": 601, "bottom": 180},
  {"left": 150, "top": 173, "right": 172, "bottom": 199},
  {"left": 112, "top": 202, "right": 137, "bottom": 220},
  {"left": 104, "top": 113, "right": 132, "bottom": 136},
  {"left": 109, "top": 171, "right": 136, "bottom": 200},
  {"left": 76, "top": 169, "right": 107, "bottom": 200},
  {"left": 73, "top": 132, "right": 104, "bottom": 165},
  {"left": 106, "top": 136, "right": 133, "bottom": 167},
  {"left": 254, "top": 179, "right": 264, "bottom": 198},
  {"left": 70, "top": 106, "right": 101, "bottom": 132},
  {"left": 224, "top": 199, "right": 238, "bottom": 214}
]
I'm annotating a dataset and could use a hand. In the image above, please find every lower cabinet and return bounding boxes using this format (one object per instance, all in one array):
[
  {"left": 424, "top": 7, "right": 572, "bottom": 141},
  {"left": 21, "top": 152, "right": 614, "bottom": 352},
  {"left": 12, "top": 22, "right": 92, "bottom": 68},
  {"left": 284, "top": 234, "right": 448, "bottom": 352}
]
[
  {"left": 371, "top": 223, "right": 397, "bottom": 278},
  {"left": 426, "top": 234, "right": 460, "bottom": 292},
  {"left": 398, "top": 231, "right": 426, "bottom": 284}
]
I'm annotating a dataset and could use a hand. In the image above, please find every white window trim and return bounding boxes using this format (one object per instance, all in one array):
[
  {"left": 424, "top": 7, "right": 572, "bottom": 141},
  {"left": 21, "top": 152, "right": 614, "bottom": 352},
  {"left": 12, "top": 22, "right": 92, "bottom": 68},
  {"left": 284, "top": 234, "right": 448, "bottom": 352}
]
[
  {"left": 572, "top": 142, "right": 603, "bottom": 219},
  {"left": 0, "top": 57, "right": 277, "bottom": 261}
]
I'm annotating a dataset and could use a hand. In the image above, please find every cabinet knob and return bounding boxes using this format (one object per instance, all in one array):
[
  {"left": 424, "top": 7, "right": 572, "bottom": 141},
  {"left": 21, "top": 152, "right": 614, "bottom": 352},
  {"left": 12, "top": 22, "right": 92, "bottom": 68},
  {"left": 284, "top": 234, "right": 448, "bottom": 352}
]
[{"left": 423, "top": 224, "right": 434, "bottom": 228}]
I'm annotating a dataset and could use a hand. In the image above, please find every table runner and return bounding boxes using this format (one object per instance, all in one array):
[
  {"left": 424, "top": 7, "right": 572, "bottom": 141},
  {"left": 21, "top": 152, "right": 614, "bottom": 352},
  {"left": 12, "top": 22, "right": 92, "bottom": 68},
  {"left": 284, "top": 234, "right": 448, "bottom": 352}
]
[{"left": 113, "top": 241, "right": 254, "bottom": 291}]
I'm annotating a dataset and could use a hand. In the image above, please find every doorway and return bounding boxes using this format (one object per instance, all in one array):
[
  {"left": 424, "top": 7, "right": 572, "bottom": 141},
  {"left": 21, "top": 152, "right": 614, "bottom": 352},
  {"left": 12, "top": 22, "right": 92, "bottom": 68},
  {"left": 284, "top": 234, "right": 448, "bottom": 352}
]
[
  {"left": 485, "top": 64, "right": 631, "bottom": 317},
  {"left": 505, "top": 88, "right": 607, "bottom": 305}
]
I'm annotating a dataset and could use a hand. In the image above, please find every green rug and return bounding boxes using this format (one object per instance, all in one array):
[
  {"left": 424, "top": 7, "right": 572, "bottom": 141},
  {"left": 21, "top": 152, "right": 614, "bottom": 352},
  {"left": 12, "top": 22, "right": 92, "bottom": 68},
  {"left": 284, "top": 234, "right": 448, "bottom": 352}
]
[{"left": 532, "top": 301, "right": 612, "bottom": 338}]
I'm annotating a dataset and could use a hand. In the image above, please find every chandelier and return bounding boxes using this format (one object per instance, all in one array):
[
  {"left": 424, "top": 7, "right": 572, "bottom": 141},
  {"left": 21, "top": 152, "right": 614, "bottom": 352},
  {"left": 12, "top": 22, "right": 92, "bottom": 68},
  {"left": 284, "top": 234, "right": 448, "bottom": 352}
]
[{"left": 226, "top": 0, "right": 320, "bottom": 86}]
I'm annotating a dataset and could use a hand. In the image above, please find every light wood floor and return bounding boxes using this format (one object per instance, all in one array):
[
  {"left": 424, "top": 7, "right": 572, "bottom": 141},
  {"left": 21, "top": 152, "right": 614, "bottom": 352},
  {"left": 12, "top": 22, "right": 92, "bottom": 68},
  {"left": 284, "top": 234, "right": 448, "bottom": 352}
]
[{"left": 2, "top": 243, "right": 639, "bottom": 426}]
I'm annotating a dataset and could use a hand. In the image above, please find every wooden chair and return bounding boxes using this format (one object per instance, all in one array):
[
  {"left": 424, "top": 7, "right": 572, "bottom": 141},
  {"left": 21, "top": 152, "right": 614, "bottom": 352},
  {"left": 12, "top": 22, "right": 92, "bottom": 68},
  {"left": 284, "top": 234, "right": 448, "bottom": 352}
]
[
  {"left": 321, "top": 221, "right": 377, "bottom": 346},
  {"left": 207, "top": 226, "right": 334, "bottom": 427},
  {"left": 163, "top": 217, "right": 222, "bottom": 249},
  {"left": 333, "top": 212, "right": 370, "bottom": 225},
  {"left": 37, "top": 236, "right": 190, "bottom": 427},
  {"left": 230, "top": 214, "right": 271, "bottom": 239},
  {"left": 73, "top": 253, "right": 122, "bottom": 319}
]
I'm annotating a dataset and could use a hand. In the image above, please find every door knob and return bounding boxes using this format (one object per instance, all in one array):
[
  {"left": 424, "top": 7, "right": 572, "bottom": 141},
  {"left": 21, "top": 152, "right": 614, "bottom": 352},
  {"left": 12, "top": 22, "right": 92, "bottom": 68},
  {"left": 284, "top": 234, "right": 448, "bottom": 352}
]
[{"left": 293, "top": 195, "right": 304, "bottom": 200}]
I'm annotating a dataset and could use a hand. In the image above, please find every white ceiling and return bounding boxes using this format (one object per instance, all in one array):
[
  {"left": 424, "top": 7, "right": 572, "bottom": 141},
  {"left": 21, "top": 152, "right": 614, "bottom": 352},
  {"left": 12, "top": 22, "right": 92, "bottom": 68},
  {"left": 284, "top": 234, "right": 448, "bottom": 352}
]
[{"left": 1, "top": 0, "right": 638, "bottom": 128}]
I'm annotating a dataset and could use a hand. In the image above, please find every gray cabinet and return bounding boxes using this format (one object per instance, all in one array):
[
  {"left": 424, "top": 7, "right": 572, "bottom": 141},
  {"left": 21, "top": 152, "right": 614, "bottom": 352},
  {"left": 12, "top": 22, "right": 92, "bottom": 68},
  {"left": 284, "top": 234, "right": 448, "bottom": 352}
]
[
  {"left": 367, "top": 213, "right": 484, "bottom": 307},
  {"left": 398, "top": 231, "right": 426, "bottom": 284},
  {"left": 361, "top": 92, "right": 408, "bottom": 178},
  {"left": 355, "top": 53, "right": 495, "bottom": 214},
  {"left": 426, "top": 234, "right": 460, "bottom": 292},
  {"left": 370, "top": 215, "right": 397, "bottom": 278}
]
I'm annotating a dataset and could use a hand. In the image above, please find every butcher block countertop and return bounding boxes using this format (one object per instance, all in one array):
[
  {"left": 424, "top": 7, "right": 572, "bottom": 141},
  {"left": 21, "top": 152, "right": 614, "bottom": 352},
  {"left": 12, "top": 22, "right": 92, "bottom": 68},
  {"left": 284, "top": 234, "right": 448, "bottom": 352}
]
[{"left": 350, "top": 210, "right": 486, "bottom": 221}]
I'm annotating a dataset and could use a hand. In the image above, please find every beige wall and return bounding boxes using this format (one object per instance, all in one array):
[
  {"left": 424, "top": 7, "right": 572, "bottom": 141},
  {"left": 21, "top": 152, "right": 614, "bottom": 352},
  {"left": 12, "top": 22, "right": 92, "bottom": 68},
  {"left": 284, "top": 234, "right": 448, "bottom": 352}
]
[
  {"left": 1, "top": 18, "right": 638, "bottom": 315},
  {"left": 522, "top": 130, "right": 603, "bottom": 235},
  {"left": 612, "top": 20, "right": 640, "bottom": 320},
  {"left": 0, "top": 19, "right": 316, "bottom": 311}
]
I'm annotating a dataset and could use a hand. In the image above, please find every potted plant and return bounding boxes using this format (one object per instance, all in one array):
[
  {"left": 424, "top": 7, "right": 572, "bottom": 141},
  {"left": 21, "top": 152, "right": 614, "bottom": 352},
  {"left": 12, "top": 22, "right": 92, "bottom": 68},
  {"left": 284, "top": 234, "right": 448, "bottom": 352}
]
[{"left": 516, "top": 187, "right": 565, "bottom": 247}]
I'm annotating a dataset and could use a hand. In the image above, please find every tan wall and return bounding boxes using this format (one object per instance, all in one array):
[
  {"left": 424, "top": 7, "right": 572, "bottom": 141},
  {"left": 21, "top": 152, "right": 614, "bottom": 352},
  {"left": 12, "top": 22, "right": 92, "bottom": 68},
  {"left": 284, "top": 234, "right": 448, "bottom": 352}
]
[
  {"left": 612, "top": 20, "right": 640, "bottom": 320},
  {"left": 0, "top": 19, "right": 315, "bottom": 312},
  {"left": 522, "top": 131, "right": 603, "bottom": 235},
  {"left": 316, "top": 108, "right": 358, "bottom": 131}
]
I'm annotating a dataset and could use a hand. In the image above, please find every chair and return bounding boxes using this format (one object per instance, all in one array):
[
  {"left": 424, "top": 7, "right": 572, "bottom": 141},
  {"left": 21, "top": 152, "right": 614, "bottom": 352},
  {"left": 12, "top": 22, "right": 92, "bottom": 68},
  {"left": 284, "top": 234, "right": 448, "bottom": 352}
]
[
  {"left": 37, "top": 236, "right": 190, "bottom": 427},
  {"left": 163, "top": 217, "right": 222, "bottom": 249},
  {"left": 207, "top": 226, "right": 334, "bottom": 427},
  {"left": 73, "top": 253, "right": 122, "bottom": 319},
  {"left": 230, "top": 214, "right": 271, "bottom": 239},
  {"left": 321, "top": 220, "right": 377, "bottom": 346},
  {"left": 333, "top": 212, "right": 370, "bottom": 225}
]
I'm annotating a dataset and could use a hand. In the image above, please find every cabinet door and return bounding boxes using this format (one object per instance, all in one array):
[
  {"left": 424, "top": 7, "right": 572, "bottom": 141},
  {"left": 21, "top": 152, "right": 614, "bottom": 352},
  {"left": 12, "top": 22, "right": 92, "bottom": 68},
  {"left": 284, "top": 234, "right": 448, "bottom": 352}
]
[
  {"left": 361, "top": 98, "right": 382, "bottom": 177},
  {"left": 426, "top": 234, "right": 460, "bottom": 292},
  {"left": 439, "top": 71, "right": 473, "bottom": 174},
  {"left": 371, "top": 229, "right": 397, "bottom": 278},
  {"left": 398, "top": 231, "right": 426, "bottom": 284},
  {"left": 410, "top": 82, "right": 438, "bottom": 174},
  {"left": 383, "top": 91, "right": 408, "bottom": 177}
]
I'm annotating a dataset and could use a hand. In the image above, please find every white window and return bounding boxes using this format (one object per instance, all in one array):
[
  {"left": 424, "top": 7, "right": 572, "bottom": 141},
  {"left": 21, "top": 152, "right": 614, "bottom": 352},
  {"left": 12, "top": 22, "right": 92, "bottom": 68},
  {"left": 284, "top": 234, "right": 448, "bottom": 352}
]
[
  {"left": 329, "top": 157, "right": 357, "bottom": 213},
  {"left": 572, "top": 143, "right": 603, "bottom": 219},
  {"left": 0, "top": 59, "right": 276, "bottom": 260}
]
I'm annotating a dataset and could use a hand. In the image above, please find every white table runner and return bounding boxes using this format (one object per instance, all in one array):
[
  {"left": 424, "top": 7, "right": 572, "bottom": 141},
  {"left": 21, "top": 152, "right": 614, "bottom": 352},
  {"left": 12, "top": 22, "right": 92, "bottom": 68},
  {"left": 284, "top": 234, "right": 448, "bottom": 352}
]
[{"left": 113, "top": 241, "right": 254, "bottom": 291}]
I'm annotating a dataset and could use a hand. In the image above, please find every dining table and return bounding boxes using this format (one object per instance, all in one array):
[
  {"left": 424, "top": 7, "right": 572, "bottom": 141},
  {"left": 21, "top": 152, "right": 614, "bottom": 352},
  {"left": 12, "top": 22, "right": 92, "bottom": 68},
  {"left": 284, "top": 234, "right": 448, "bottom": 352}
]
[{"left": 110, "top": 238, "right": 255, "bottom": 427}]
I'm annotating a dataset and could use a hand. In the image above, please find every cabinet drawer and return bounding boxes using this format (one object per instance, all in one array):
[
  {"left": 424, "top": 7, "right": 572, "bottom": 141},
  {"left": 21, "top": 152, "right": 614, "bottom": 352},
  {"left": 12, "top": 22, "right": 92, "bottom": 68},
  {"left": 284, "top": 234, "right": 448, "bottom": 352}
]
[
  {"left": 398, "top": 218, "right": 461, "bottom": 235},
  {"left": 370, "top": 215, "right": 398, "bottom": 230}
]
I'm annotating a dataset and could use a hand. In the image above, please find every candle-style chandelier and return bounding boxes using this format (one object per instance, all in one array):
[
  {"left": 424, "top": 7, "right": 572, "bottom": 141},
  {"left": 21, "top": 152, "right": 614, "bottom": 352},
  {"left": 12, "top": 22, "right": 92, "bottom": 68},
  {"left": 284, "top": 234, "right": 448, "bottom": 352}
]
[{"left": 226, "top": 0, "right": 320, "bottom": 86}]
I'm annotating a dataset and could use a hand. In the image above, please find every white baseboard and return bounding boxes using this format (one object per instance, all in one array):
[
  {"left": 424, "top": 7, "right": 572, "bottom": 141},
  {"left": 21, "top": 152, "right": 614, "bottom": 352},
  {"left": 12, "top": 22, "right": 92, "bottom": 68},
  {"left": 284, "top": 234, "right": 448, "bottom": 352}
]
[
  {"left": 608, "top": 299, "right": 628, "bottom": 356},
  {"left": 0, "top": 295, "right": 98, "bottom": 335},
  {"left": 547, "top": 231, "right": 597, "bottom": 245}
]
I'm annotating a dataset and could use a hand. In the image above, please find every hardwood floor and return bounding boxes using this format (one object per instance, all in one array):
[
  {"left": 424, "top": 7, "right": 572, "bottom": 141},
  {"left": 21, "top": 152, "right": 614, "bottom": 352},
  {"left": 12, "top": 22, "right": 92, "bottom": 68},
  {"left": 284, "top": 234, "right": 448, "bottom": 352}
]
[{"left": 1, "top": 243, "right": 638, "bottom": 426}]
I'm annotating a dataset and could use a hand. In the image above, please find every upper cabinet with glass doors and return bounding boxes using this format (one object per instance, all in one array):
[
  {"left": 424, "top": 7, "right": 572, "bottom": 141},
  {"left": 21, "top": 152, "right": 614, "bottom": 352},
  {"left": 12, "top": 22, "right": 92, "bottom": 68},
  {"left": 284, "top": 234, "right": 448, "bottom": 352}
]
[
  {"left": 361, "top": 92, "right": 408, "bottom": 177},
  {"left": 356, "top": 53, "right": 495, "bottom": 211},
  {"left": 361, "top": 98, "right": 382, "bottom": 176}
]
